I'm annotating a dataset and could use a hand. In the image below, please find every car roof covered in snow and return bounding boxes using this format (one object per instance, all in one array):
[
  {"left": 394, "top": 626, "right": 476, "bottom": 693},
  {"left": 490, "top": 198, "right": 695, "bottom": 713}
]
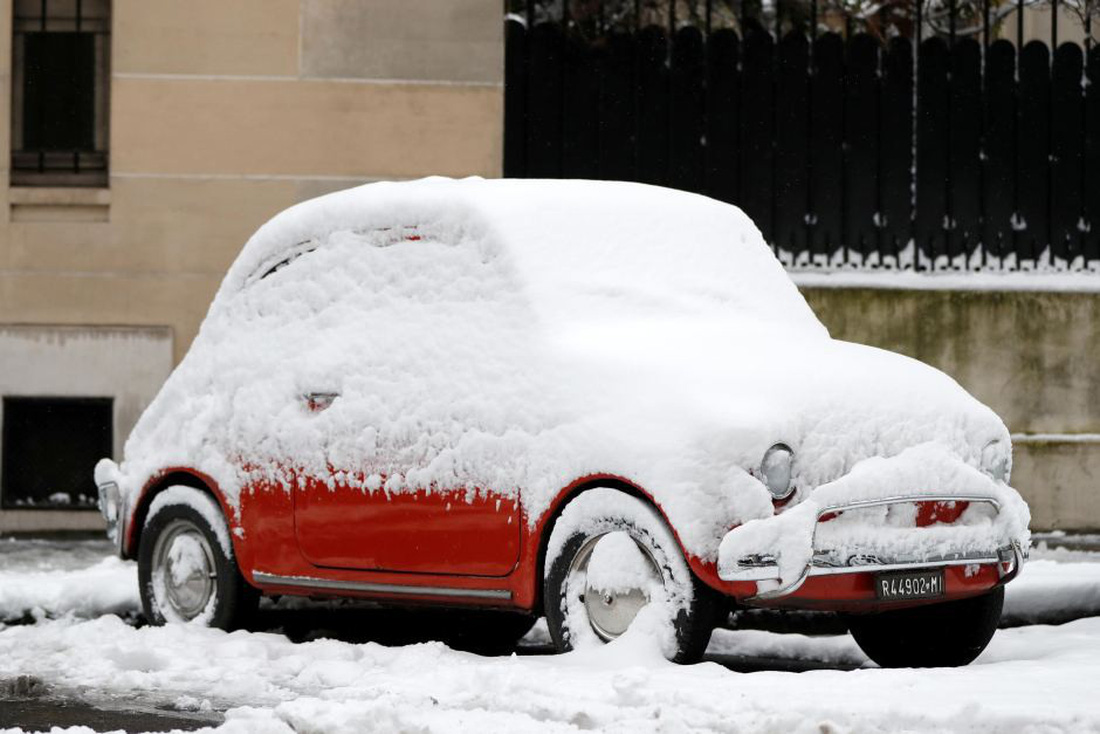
[{"left": 213, "top": 177, "right": 826, "bottom": 337}]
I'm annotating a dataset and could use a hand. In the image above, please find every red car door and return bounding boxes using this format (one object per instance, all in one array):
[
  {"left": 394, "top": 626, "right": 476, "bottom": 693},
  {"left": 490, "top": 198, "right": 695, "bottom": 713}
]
[{"left": 293, "top": 473, "right": 522, "bottom": 577}]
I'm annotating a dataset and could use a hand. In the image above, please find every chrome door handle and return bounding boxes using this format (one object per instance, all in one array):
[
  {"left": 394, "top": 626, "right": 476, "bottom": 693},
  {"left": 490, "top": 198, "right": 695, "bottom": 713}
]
[{"left": 303, "top": 392, "right": 339, "bottom": 412}]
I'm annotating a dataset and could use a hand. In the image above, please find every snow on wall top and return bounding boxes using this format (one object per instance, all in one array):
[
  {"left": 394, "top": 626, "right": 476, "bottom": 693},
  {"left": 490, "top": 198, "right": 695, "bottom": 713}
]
[{"left": 108, "top": 178, "right": 1024, "bottom": 561}]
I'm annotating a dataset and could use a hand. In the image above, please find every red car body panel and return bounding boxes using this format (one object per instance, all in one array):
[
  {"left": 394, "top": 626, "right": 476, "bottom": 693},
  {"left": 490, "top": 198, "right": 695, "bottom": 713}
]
[
  {"left": 294, "top": 478, "right": 521, "bottom": 576},
  {"left": 123, "top": 468, "right": 1007, "bottom": 616}
]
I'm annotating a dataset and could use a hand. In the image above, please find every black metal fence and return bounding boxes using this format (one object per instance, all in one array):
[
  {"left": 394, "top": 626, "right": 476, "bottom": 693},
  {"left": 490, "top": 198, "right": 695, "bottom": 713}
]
[{"left": 504, "top": 0, "right": 1100, "bottom": 270}]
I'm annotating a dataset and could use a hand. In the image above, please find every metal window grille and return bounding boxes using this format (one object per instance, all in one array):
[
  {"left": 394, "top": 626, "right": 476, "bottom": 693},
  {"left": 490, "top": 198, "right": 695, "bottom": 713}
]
[{"left": 11, "top": 0, "right": 111, "bottom": 187}]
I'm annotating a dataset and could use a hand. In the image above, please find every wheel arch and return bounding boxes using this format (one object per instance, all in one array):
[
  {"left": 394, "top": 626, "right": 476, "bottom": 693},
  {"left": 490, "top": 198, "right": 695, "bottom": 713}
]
[
  {"left": 525, "top": 474, "right": 698, "bottom": 614},
  {"left": 124, "top": 468, "right": 234, "bottom": 560}
]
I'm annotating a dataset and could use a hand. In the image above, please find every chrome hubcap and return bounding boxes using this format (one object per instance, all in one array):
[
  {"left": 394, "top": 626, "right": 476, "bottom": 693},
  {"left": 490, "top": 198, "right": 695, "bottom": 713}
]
[
  {"left": 571, "top": 531, "right": 663, "bottom": 642},
  {"left": 151, "top": 518, "right": 218, "bottom": 620}
]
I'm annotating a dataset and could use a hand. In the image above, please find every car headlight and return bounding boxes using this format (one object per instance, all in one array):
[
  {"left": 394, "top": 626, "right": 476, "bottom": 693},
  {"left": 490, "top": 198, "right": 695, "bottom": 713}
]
[
  {"left": 760, "top": 443, "right": 795, "bottom": 500},
  {"left": 96, "top": 481, "right": 121, "bottom": 543},
  {"left": 981, "top": 440, "right": 1011, "bottom": 483}
]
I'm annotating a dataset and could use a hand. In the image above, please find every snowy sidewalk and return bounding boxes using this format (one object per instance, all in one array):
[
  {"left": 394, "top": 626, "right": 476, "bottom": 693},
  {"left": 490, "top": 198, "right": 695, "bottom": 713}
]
[
  {"left": 2, "top": 611, "right": 1100, "bottom": 732},
  {"left": 2, "top": 537, "right": 1100, "bottom": 733}
]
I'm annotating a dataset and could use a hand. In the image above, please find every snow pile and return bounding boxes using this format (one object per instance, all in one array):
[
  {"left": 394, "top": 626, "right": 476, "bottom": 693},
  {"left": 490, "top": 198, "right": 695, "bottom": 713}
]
[
  {"left": 1002, "top": 559, "right": 1100, "bottom": 625},
  {"left": 4, "top": 614, "right": 1100, "bottom": 732},
  {"left": 0, "top": 556, "right": 138, "bottom": 623},
  {"left": 106, "top": 178, "right": 1023, "bottom": 561}
]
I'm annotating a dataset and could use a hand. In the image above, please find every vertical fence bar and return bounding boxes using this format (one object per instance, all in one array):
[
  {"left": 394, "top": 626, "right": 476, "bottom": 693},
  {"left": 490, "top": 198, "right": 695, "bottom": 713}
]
[
  {"left": 504, "top": 17, "right": 528, "bottom": 177},
  {"left": 951, "top": 39, "right": 983, "bottom": 265},
  {"left": 770, "top": 0, "right": 781, "bottom": 255},
  {"left": 844, "top": 34, "right": 881, "bottom": 264},
  {"left": 705, "top": 28, "right": 741, "bottom": 204},
  {"left": 917, "top": 37, "right": 950, "bottom": 266},
  {"left": 637, "top": 25, "right": 671, "bottom": 184},
  {"left": 914, "top": 0, "right": 923, "bottom": 269},
  {"left": 1050, "top": 0, "right": 1059, "bottom": 264},
  {"left": 1085, "top": 0, "right": 1095, "bottom": 265},
  {"left": 1051, "top": 43, "right": 1084, "bottom": 264},
  {"left": 775, "top": 31, "right": 810, "bottom": 257},
  {"left": 882, "top": 38, "right": 914, "bottom": 264},
  {"left": 1019, "top": 40, "right": 1051, "bottom": 264},
  {"left": 980, "top": 0, "right": 990, "bottom": 265},
  {"left": 806, "top": 0, "right": 817, "bottom": 259},
  {"left": 946, "top": 0, "right": 957, "bottom": 266},
  {"left": 811, "top": 33, "right": 844, "bottom": 259},
  {"left": 741, "top": 27, "right": 776, "bottom": 242},
  {"left": 670, "top": 26, "right": 706, "bottom": 191},
  {"left": 600, "top": 29, "right": 638, "bottom": 181},
  {"left": 1086, "top": 44, "right": 1100, "bottom": 263},
  {"left": 984, "top": 40, "right": 1016, "bottom": 264},
  {"left": 1013, "top": 0, "right": 1023, "bottom": 265},
  {"left": 562, "top": 26, "right": 600, "bottom": 178},
  {"left": 525, "top": 21, "right": 565, "bottom": 178}
]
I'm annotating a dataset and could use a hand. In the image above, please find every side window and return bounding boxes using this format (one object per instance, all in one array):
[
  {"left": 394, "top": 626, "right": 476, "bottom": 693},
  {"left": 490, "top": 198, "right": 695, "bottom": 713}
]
[
  {"left": 249, "top": 241, "right": 319, "bottom": 285},
  {"left": 10, "top": 0, "right": 111, "bottom": 187}
]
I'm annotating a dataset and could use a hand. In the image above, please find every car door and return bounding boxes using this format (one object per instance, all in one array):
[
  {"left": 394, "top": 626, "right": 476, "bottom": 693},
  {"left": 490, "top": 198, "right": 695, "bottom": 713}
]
[
  {"left": 283, "top": 225, "right": 526, "bottom": 577},
  {"left": 293, "top": 470, "right": 522, "bottom": 577}
]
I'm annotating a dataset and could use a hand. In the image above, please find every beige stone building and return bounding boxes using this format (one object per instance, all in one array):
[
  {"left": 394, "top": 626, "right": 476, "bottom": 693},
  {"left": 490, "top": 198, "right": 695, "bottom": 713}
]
[
  {"left": 0, "top": 0, "right": 502, "bottom": 532},
  {"left": 0, "top": 0, "right": 1096, "bottom": 535}
]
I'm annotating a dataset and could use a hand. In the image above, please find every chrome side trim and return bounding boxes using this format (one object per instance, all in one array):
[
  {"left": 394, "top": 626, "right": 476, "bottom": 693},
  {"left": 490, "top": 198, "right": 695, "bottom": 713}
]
[{"left": 251, "top": 571, "right": 513, "bottom": 601}]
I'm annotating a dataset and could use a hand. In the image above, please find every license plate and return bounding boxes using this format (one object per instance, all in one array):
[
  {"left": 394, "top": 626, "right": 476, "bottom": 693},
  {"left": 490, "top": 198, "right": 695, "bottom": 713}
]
[{"left": 874, "top": 569, "right": 946, "bottom": 601}]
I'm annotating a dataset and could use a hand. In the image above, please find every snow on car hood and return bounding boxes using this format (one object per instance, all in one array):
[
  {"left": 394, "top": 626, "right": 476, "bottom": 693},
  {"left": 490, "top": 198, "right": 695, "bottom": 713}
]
[{"left": 103, "top": 178, "right": 1026, "bottom": 561}]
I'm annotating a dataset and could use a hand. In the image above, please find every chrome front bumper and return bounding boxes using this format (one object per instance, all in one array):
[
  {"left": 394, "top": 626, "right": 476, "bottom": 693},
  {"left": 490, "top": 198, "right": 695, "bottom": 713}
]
[{"left": 718, "top": 493, "right": 1028, "bottom": 601}]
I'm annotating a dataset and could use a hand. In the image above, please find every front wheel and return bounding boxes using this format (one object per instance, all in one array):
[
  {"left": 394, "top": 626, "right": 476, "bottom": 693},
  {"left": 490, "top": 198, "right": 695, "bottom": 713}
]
[
  {"left": 846, "top": 586, "right": 1004, "bottom": 668},
  {"left": 138, "top": 486, "right": 258, "bottom": 630},
  {"left": 543, "top": 488, "right": 717, "bottom": 663}
]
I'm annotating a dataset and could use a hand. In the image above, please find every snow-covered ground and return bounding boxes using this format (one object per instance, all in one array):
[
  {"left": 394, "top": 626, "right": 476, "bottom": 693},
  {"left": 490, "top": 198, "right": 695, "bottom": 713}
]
[{"left": 2, "top": 538, "right": 1100, "bottom": 733}]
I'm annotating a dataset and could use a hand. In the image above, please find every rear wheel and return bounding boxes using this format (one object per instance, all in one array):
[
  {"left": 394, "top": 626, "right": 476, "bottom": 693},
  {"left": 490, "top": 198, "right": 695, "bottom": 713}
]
[
  {"left": 138, "top": 486, "right": 258, "bottom": 630},
  {"left": 846, "top": 586, "right": 1004, "bottom": 668},
  {"left": 543, "top": 488, "right": 717, "bottom": 663}
]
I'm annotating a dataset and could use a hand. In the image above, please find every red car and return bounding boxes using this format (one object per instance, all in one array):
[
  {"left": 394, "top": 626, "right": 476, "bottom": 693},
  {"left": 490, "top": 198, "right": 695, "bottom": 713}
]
[{"left": 96, "top": 179, "right": 1029, "bottom": 667}]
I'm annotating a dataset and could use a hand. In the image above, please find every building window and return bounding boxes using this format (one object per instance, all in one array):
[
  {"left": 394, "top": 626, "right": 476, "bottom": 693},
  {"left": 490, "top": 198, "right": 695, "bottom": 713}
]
[
  {"left": 1, "top": 396, "right": 112, "bottom": 509},
  {"left": 10, "top": 0, "right": 111, "bottom": 187}
]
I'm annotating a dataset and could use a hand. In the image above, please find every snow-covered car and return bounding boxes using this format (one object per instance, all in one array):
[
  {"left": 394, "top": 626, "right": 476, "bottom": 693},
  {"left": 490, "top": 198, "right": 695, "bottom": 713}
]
[{"left": 95, "top": 178, "right": 1029, "bottom": 667}]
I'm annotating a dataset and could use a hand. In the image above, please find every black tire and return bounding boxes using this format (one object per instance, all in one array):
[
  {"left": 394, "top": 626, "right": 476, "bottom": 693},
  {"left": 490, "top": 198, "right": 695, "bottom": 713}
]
[
  {"left": 138, "top": 486, "right": 258, "bottom": 631},
  {"left": 846, "top": 586, "right": 1005, "bottom": 668},
  {"left": 543, "top": 489, "right": 717, "bottom": 664},
  {"left": 435, "top": 610, "right": 538, "bottom": 655}
]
